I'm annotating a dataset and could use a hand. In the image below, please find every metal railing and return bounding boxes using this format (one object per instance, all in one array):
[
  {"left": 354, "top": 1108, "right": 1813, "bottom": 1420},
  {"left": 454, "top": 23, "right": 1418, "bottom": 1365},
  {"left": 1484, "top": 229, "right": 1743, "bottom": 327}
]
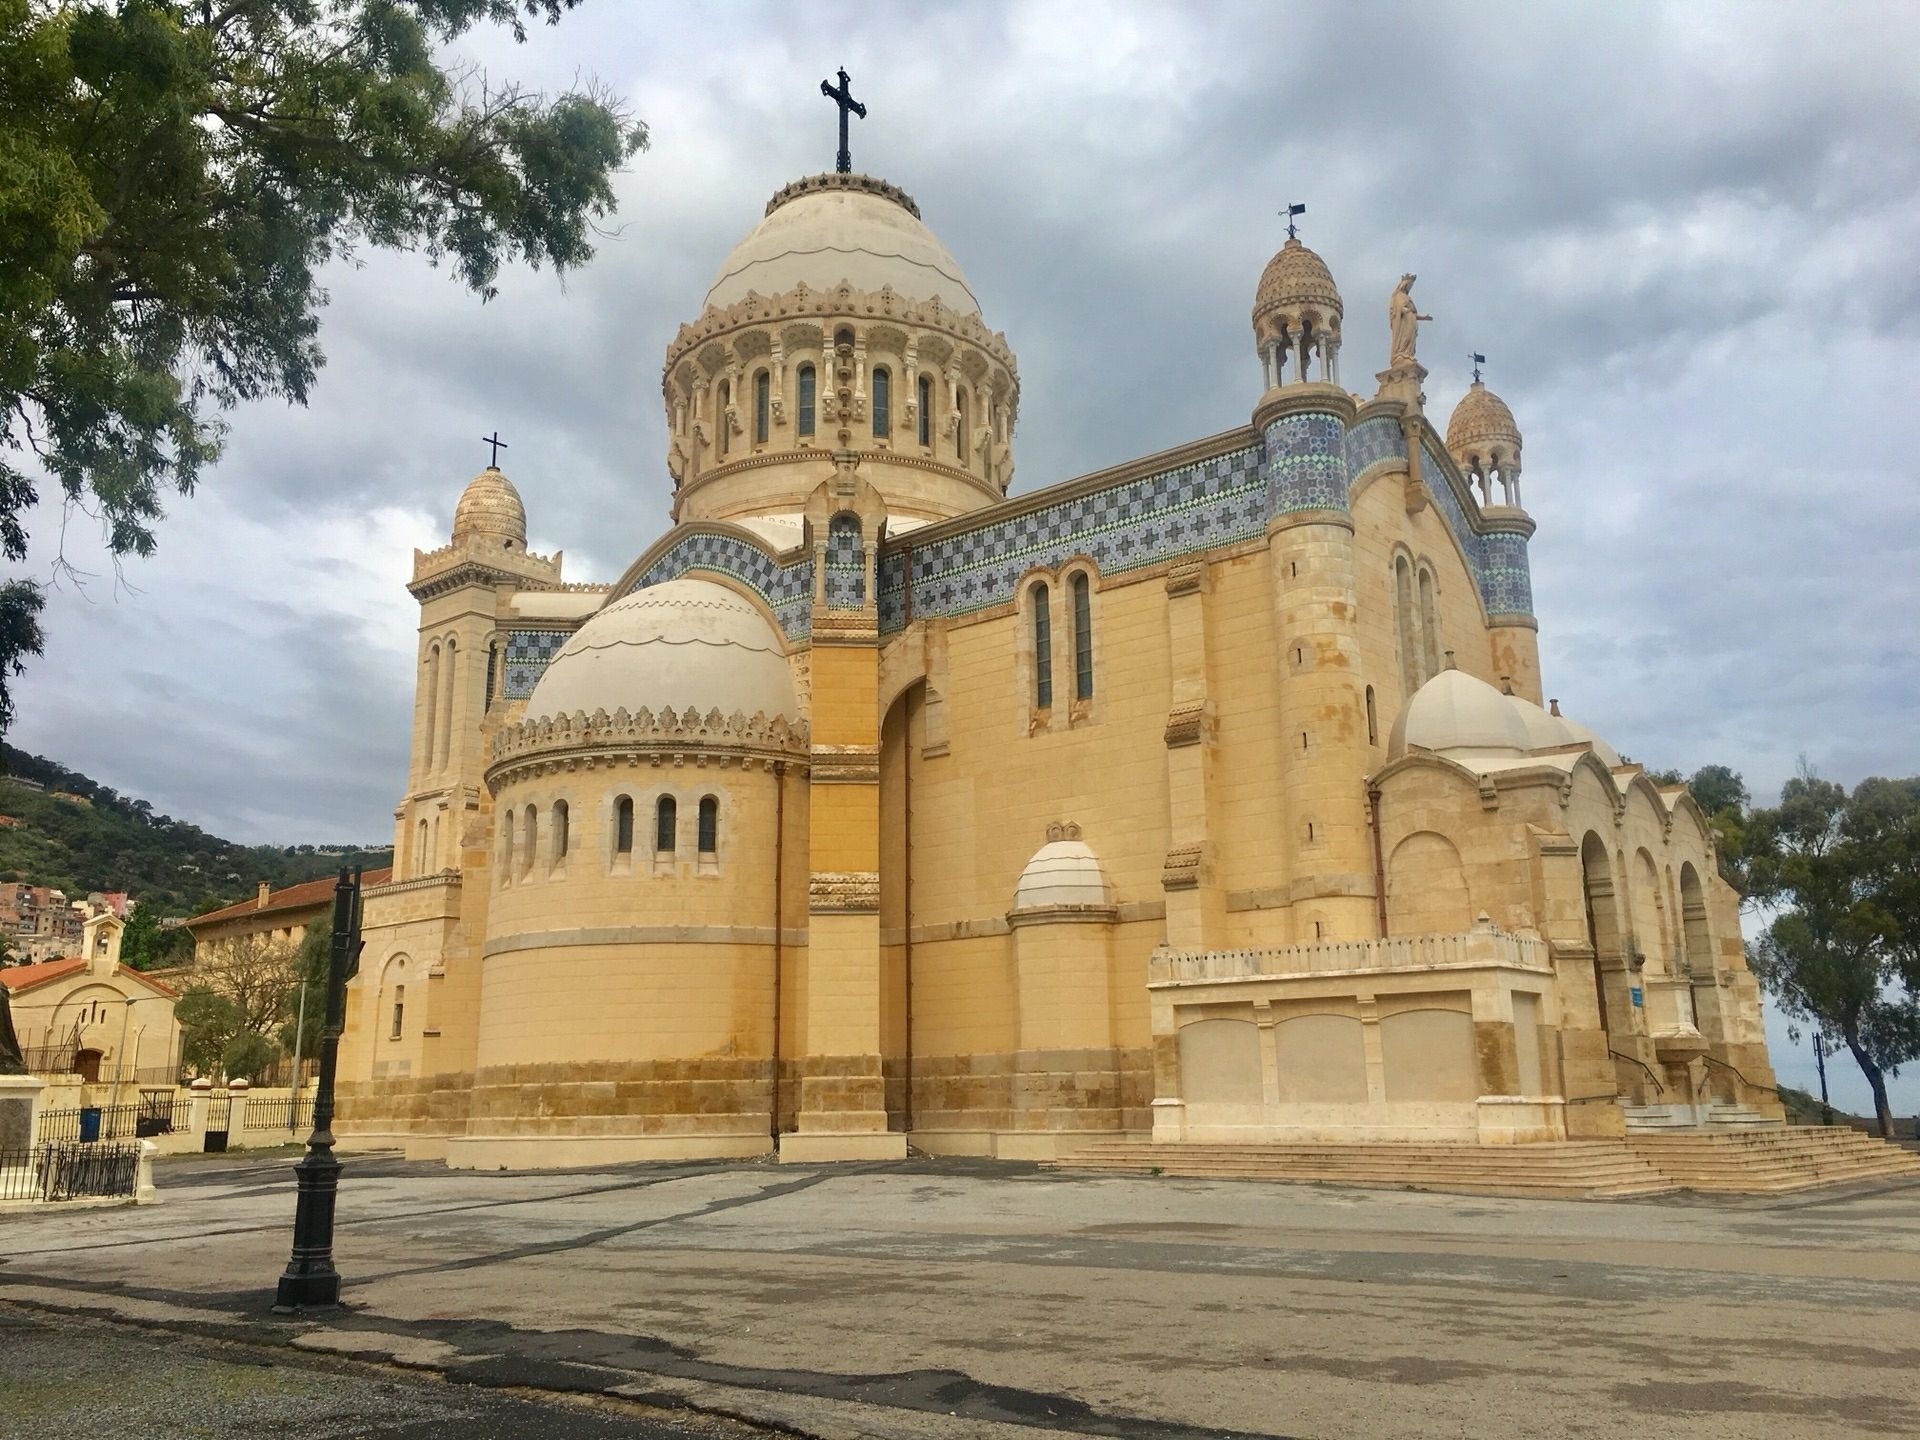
[
  {"left": 1610, "top": 1049, "right": 1667, "bottom": 1095},
  {"left": 21, "top": 1044, "right": 80, "bottom": 1075},
  {"left": 242, "top": 1094, "right": 314, "bottom": 1131},
  {"left": 0, "top": 1144, "right": 140, "bottom": 1202},
  {"left": 35, "top": 1104, "right": 145, "bottom": 1144}
]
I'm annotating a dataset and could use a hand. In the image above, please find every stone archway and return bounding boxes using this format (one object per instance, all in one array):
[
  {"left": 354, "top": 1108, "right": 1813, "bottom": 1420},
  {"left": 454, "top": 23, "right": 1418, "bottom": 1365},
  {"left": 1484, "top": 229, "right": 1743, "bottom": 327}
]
[
  {"left": 1580, "top": 832, "right": 1621, "bottom": 1042},
  {"left": 75, "top": 1048, "right": 102, "bottom": 1083}
]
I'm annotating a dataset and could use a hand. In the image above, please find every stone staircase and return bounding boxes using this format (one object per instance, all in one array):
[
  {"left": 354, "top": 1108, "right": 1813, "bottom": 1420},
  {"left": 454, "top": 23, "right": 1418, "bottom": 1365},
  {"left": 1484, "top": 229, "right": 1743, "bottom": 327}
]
[
  {"left": 1043, "top": 1139, "right": 1677, "bottom": 1199},
  {"left": 1626, "top": 1127, "right": 1920, "bottom": 1194},
  {"left": 1046, "top": 1127, "right": 1920, "bottom": 1200}
]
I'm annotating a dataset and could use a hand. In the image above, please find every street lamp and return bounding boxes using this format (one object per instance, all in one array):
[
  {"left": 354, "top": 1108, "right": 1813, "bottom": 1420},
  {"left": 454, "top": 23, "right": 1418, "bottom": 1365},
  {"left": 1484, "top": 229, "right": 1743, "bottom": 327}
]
[{"left": 273, "top": 867, "right": 361, "bottom": 1312}]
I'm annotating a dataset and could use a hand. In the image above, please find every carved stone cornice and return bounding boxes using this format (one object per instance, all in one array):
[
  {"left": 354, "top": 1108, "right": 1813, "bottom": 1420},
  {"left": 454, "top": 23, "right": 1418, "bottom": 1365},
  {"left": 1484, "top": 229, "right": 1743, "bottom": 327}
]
[
  {"left": 485, "top": 705, "right": 810, "bottom": 792},
  {"left": 1164, "top": 701, "right": 1212, "bottom": 749},
  {"left": 1162, "top": 843, "right": 1204, "bottom": 892},
  {"left": 809, "top": 870, "right": 879, "bottom": 914},
  {"left": 1164, "top": 560, "right": 1206, "bottom": 598},
  {"left": 810, "top": 744, "right": 880, "bottom": 785}
]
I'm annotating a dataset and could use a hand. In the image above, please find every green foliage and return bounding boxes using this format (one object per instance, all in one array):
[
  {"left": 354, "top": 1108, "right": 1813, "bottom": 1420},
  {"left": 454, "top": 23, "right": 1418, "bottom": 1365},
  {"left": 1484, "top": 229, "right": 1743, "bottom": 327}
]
[
  {"left": 1746, "top": 768, "right": 1920, "bottom": 1136},
  {"left": 118, "top": 899, "right": 188, "bottom": 969},
  {"left": 221, "top": 1027, "right": 278, "bottom": 1083},
  {"left": 0, "top": 744, "right": 390, "bottom": 916},
  {"left": 278, "top": 923, "right": 329, "bottom": 1058},
  {"left": 1681, "top": 762, "right": 1754, "bottom": 892},
  {"left": 175, "top": 985, "right": 243, "bottom": 1076},
  {"left": 0, "top": 0, "right": 645, "bottom": 735}
]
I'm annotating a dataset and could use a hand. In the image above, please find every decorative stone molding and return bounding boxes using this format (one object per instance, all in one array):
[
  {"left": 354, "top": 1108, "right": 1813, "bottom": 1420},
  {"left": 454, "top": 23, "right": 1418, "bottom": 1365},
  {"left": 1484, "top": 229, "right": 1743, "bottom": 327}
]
[
  {"left": 1045, "top": 821, "right": 1082, "bottom": 842},
  {"left": 1163, "top": 700, "right": 1211, "bottom": 749},
  {"left": 486, "top": 705, "right": 809, "bottom": 792},
  {"left": 811, "top": 744, "right": 880, "bottom": 785},
  {"left": 1164, "top": 560, "right": 1206, "bottom": 598},
  {"left": 1161, "top": 843, "right": 1204, "bottom": 892},
  {"left": 809, "top": 870, "right": 880, "bottom": 914}
]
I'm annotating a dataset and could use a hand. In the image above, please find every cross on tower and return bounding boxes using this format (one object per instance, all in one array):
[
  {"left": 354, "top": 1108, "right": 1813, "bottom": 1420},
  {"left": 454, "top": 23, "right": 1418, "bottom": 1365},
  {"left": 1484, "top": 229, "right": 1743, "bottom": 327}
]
[
  {"left": 1281, "top": 202, "right": 1306, "bottom": 240},
  {"left": 1469, "top": 353, "right": 1486, "bottom": 384},
  {"left": 820, "top": 67, "right": 866, "bottom": 174},
  {"left": 482, "top": 431, "right": 508, "bottom": 468}
]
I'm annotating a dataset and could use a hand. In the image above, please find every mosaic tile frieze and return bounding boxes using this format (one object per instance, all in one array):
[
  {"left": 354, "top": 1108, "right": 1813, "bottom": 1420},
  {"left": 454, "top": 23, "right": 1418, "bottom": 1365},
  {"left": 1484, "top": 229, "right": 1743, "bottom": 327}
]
[
  {"left": 630, "top": 530, "right": 814, "bottom": 639},
  {"left": 1344, "top": 415, "right": 1404, "bottom": 482},
  {"left": 885, "top": 443, "right": 1267, "bottom": 630},
  {"left": 1421, "top": 441, "right": 1535, "bottom": 620},
  {"left": 1264, "top": 412, "right": 1349, "bottom": 515},
  {"left": 501, "top": 629, "right": 570, "bottom": 700},
  {"left": 824, "top": 512, "right": 866, "bottom": 609}
]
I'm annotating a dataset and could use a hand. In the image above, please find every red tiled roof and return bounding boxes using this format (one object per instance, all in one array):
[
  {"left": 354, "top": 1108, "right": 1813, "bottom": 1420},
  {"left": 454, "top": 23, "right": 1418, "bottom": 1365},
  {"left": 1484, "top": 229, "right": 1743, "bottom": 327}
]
[
  {"left": 186, "top": 868, "right": 392, "bottom": 931},
  {"left": 0, "top": 957, "right": 86, "bottom": 991},
  {"left": 120, "top": 965, "right": 178, "bottom": 998}
]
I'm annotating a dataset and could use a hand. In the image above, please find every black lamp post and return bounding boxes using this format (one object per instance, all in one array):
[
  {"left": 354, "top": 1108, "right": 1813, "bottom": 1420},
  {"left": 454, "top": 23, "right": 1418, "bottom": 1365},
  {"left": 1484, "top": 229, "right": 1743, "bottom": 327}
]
[{"left": 274, "top": 866, "right": 361, "bottom": 1311}]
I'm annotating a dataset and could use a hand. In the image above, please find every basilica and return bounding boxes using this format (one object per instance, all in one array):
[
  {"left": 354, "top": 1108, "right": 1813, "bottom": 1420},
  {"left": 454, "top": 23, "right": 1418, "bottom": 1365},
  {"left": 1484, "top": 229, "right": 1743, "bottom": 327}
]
[{"left": 334, "top": 152, "right": 1783, "bottom": 1168}]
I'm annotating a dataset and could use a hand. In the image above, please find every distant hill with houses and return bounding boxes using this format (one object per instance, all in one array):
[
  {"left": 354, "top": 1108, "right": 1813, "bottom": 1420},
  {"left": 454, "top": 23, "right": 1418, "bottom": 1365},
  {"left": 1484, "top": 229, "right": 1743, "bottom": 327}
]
[{"left": 0, "top": 745, "right": 392, "bottom": 925}]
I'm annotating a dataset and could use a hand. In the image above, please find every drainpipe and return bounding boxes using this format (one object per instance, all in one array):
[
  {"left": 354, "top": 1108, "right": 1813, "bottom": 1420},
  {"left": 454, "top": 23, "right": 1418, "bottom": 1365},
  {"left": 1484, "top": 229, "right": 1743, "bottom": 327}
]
[
  {"left": 1367, "top": 785, "right": 1389, "bottom": 938},
  {"left": 770, "top": 759, "right": 785, "bottom": 1144}
]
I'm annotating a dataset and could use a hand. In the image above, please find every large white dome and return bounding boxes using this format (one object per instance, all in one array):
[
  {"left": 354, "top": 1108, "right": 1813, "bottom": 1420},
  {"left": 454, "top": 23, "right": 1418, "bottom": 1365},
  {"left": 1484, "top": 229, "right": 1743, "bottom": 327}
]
[
  {"left": 704, "top": 173, "right": 980, "bottom": 316},
  {"left": 526, "top": 578, "right": 796, "bottom": 723}
]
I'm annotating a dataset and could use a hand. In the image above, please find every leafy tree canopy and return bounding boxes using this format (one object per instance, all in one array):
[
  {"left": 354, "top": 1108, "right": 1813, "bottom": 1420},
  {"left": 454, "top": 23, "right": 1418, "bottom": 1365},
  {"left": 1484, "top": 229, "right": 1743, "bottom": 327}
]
[
  {"left": 0, "top": 0, "right": 645, "bottom": 733},
  {"left": 1746, "top": 769, "right": 1920, "bottom": 1136}
]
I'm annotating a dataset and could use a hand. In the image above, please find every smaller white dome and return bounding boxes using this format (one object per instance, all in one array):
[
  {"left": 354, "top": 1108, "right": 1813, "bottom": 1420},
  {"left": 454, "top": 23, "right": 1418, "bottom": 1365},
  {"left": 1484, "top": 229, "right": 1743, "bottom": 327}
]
[
  {"left": 527, "top": 578, "right": 796, "bottom": 724},
  {"left": 1556, "top": 714, "right": 1624, "bottom": 770},
  {"left": 1508, "top": 695, "right": 1574, "bottom": 750},
  {"left": 1012, "top": 836, "right": 1113, "bottom": 914},
  {"left": 1390, "top": 669, "right": 1532, "bottom": 760}
]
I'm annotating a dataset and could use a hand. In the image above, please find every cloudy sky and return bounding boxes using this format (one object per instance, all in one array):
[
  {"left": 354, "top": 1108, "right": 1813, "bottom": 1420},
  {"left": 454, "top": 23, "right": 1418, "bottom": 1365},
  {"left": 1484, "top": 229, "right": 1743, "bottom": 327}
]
[{"left": 13, "top": 2, "right": 1920, "bottom": 1110}]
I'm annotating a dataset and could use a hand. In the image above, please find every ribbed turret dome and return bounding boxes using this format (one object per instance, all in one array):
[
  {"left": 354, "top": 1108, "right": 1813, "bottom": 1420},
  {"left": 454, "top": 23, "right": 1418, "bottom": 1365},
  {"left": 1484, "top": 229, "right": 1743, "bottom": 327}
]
[
  {"left": 526, "top": 578, "right": 797, "bottom": 724},
  {"left": 452, "top": 467, "right": 526, "bottom": 549},
  {"left": 1446, "top": 381, "right": 1522, "bottom": 457},
  {"left": 1252, "top": 238, "right": 1342, "bottom": 330},
  {"left": 704, "top": 173, "right": 980, "bottom": 316}
]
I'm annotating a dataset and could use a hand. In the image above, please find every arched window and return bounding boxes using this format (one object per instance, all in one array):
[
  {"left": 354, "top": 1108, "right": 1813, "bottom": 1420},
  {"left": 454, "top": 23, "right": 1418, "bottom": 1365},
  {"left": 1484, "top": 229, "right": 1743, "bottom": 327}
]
[
  {"left": 522, "top": 805, "right": 538, "bottom": 879},
  {"left": 552, "top": 799, "right": 569, "bottom": 863},
  {"left": 955, "top": 387, "right": 969, "bottom": 463},
  {"left": 390, "top": 984, "right": 405, "bottom": 1039},
  {"left": 754, "top": 370, "right": 770, "bottom": 445},
  {"left": 655, "top": 795, "right": 677, "bottom": 854},
  {"left": 917, "top": 375, "right": 932, "bottom": 446},
  {"left": 797, "top": 364, "right": 816, "bottom": 437},
  {"left": 718, "top": 380, "right": 731, "bottom": 455},
  {"left": 614, "top": 796, "right": 634, "bottom": 857},
  {"left": 1071, "top": 572, "right": 1093, "bottom": 701},
  {"left": 698, "top": 795, "right": 718, "bottom": 854},
  {"left": 1032, "top": 583, "right": 1053, "bottom": 710},
  {"left": 483, "top": 643, "right": 498, "bottom": 710},
  {"left": 1366, "top": 685, "right": 1378, "bottom": 744},
  {"left": 415, "top": 818, "right": 429, "bottom": 878},
  {"left": 1394, "top": 555, "right": 1419, "bottom": 693},
  {"left": 420, "top": 643, "right": 440, "bottom": 774},
  {"left": 1418, "top": 567, "right": 1441, "bottom": 681},
  {"left": 835, "top": 326, "right": 854, "bottom": 350},
  {"left": 872, "top": 367, "right": 891, "bottom": 439},
  {"left": 501, "top": 808, "right": 515, "bottom": 880}
]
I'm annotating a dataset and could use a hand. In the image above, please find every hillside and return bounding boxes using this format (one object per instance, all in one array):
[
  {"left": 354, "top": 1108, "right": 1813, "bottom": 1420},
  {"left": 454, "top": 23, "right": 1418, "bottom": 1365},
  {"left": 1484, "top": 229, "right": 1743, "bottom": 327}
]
[{"left": 0, "top": 745, "right": 392, "bottom": 919}]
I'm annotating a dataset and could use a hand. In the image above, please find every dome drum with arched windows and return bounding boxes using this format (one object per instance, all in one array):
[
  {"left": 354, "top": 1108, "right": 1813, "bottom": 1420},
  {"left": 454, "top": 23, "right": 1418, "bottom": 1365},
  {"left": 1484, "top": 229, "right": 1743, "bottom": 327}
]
[{"left": 661, "top": 172, "right": 1020, "bottom": 531}]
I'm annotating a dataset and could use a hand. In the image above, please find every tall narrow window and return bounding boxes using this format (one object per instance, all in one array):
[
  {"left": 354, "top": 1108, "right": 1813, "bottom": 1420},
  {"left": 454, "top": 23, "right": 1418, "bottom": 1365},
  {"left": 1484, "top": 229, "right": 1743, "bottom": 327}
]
[
  {"left": 718, "top": 381, "right": 731, "bottom": 455},
  {"left": 483, "top": 644, "right": 498, "bottom": 709},
  {"left": 955, "top": 388, "right": 969, "bottom": 463},
  {"left": 501, "top": 809, "right": 515, "bottom": 881},
  {"left": 797, "top": 364, "right": 816, "bottom": 437},
  {"left": 872, "top": 367, "right": 891, "bottom": 438},
  {"left": 390, "top": 985, "right": 405, "bottom": 1039},
  {"left": 1366, "top": 686, "right": 1378, "bottom": 744},
  {"left": 416, "top": 819, "right": 430, "bottom": 878},
  {"left": 1418, "top": 568, "right": 1441, "bottom": 681},
  {"left": 1071, "top": 573, "right": 1093, "bottom": 701},
  {"left": 614, "top": 796, "right": 634, "bottom": 856},
  {"left": 917, "top": 375, "right": 932, "bottom": 446},
  {"left": 1395, "top": 555, "right": 1419, "bottom": 692},
  {"left": 655, "top": 796, "right": 677, "bottom": 853},
  {"left": 522, "top": 805, "right": 538, "bottom": 879},
  {"left": 552, "top": 799, "right": 569, "bottom": 863},
  {"left": 754, "top": 370, "right": 770, "bottom": 444},
  {"left": 698, "top": 795, "right": 718, "bottom": 854},
  {"left": 1033, "top": 583, "right": 1053, "bottom": 710}
]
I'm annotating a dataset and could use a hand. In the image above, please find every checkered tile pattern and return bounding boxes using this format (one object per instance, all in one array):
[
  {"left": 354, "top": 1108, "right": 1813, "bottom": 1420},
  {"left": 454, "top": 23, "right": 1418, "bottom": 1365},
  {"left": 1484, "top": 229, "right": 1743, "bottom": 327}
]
[
  {"left": 502, "top": 629, "right": 570, "bottom": 700},
  {"left": 1345, "top": 416, "right": 1404, "bottom": 479},
  {"left": 1263, "top": 412, "right": 1348, "bottom": 514},
  {"left": 824, "top": 513, "right": 866, "bottom": 609},
  {"left": 1422, "top": 440, "right": 1535, "bottom": 619},
  {"left": 632, "top": 531, "right": 814, "bottom": 639}
]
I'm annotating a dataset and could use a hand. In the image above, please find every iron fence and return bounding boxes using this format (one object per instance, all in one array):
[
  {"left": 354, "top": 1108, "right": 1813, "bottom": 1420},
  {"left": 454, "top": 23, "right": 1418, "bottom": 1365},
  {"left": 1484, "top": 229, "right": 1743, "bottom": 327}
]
[
  {"left": 242, "top": 1094, "right": 314, "bottom": 1131},
  {"left": 21, "top": 1044, "right": 79, "bottom": 1076},
  {"left": 0, "top": 1143, "right": 140, "bottom": 1202},
  {"left": 35, "top": 1104, "right": 144, "bottom": 1144}
]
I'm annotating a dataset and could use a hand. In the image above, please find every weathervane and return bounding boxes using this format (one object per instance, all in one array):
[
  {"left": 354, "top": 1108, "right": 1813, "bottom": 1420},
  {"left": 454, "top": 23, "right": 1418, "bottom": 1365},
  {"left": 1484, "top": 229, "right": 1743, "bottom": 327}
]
[
  {"left": 820, "top": 67, "right": 866, "bottom": 174},
  {"left": 482, "top": 430, "right": 508, "bottom": 468},
  {"left": 1281, "top": 202, "right": 1306, "bottom": 240},
  {"left": 1469, "top": 353, "right": 1486, "bottom": 384}
]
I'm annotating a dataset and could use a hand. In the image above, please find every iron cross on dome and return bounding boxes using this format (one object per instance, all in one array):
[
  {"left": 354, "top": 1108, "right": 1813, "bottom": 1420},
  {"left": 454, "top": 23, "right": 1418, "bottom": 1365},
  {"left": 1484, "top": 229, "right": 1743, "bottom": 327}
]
[{"left": 821, "top": 67, "right": 867, "bottom": 174}]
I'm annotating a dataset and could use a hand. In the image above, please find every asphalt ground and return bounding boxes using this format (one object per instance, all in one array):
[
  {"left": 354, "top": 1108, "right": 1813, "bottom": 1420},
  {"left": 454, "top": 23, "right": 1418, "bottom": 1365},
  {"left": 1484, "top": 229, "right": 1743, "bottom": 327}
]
[{"left": 1, "top": 1148, "right": 1917, "bottom": 1439}]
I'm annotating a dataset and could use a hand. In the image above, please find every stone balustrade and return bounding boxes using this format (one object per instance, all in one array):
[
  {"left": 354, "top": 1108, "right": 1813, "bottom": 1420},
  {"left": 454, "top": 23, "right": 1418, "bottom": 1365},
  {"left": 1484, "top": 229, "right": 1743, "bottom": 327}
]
[{"left": 1149, "top": 927, "right": 1551, "bottom": 986}]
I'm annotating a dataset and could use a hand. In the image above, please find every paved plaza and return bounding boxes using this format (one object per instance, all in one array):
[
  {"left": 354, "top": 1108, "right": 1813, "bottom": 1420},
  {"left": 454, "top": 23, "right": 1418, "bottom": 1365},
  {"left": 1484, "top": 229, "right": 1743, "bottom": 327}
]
[{"left": 2, "top": 1151, "right": 1917, "bottom": 1439}]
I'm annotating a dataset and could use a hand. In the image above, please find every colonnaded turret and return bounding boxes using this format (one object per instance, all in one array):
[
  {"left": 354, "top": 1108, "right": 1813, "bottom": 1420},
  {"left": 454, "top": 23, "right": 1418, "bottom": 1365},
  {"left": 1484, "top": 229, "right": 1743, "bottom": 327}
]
[{"left": 336, "top": 81, "right": 1788, "bottom": 1175}]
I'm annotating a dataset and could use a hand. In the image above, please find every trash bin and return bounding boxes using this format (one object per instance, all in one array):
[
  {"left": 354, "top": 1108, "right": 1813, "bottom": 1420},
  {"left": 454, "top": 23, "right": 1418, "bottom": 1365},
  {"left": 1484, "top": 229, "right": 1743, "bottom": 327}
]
[{"left": 78, "top": 1106, "right": 103, "bottom": 1143}]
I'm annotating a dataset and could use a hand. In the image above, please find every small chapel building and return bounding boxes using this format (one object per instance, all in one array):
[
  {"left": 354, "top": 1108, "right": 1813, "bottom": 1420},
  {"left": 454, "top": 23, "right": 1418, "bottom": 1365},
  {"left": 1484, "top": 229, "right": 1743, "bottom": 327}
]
[{"left": 335, "top": 153, "right": 1782, "bottom": 1168}]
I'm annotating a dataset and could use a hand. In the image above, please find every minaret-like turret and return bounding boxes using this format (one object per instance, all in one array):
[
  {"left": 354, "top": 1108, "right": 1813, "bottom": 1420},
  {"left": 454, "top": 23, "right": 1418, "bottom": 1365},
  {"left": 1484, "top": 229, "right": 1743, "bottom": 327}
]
[
  {"left": 1446, "top": 374, "right": 1542, "bottom": 705},
  {"left": 1251, "top": 235, "right": 1343, "bottom": 395}
]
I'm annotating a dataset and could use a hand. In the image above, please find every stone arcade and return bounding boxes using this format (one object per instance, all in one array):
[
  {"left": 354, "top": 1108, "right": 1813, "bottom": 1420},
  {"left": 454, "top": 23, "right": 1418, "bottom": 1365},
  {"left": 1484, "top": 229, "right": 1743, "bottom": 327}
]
[{"left": 334, "top": 159, "right": 1782, "bottom": 1168}]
